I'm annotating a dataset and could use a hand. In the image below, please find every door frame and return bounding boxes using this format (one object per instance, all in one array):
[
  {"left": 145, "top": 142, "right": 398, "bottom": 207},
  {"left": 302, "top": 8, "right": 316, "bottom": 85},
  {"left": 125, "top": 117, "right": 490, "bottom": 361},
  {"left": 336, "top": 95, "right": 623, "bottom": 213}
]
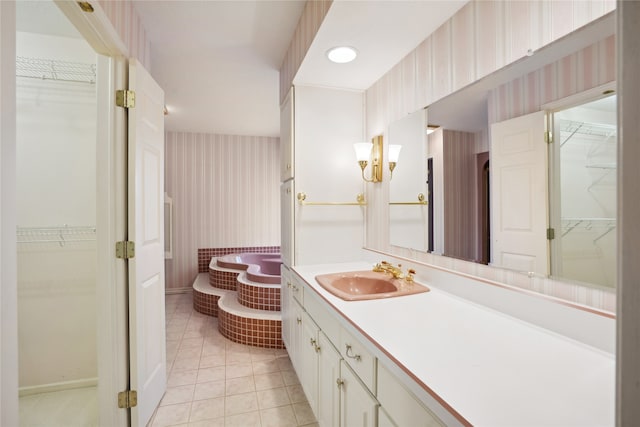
[
  {"left": 42, "top": 2, "right": 129, "bottom": 425},
  {"left": 542, "top": 81, "right": 616, "bottom": 278}
]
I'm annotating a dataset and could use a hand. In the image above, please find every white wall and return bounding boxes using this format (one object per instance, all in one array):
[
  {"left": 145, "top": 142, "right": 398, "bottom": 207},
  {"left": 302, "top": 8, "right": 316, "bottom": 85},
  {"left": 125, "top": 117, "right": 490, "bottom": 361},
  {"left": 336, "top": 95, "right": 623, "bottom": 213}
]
[
  {"left": 293, "top": 85, "right": 366, "bottom": 265},
  {"left": 1, "top": 1, "right": 19, "bottom": 424},
  {"left": 16, "top": 32, "right": 97, "bottom": 389}
]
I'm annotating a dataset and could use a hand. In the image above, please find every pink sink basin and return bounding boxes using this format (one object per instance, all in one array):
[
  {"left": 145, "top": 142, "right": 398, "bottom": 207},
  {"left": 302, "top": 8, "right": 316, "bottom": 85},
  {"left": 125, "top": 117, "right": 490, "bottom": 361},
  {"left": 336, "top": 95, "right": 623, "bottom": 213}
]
[{"left": 315, "top": 270, "right": 430, "bottom": 301}]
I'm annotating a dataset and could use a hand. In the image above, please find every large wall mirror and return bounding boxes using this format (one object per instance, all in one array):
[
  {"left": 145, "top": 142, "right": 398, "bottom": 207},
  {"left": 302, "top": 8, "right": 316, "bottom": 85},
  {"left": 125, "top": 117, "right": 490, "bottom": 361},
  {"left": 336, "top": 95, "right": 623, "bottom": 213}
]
[{"left": 387, "top": 12, "right": 616, "bottom": 289}]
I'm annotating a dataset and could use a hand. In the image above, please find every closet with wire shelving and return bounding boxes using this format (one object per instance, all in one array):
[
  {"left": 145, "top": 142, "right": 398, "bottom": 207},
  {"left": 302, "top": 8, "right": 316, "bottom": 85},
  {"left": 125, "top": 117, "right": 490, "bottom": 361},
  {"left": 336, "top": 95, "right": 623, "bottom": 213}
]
[{"left": 552, "top": 95, "right": 617, "bottom": 288}]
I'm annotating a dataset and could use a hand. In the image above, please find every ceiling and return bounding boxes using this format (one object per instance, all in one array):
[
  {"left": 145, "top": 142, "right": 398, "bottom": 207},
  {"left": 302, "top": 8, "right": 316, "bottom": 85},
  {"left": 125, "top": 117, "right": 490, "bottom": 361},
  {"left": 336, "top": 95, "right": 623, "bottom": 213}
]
[
  {"left": 133, "top": 0, "right": 467, "bottom": 137},
  {"left": 16, "top": 0, "right": 468, "bottom": 138},
  {"left": 295, "top": 0, "right": 467, "bottom": 91}
]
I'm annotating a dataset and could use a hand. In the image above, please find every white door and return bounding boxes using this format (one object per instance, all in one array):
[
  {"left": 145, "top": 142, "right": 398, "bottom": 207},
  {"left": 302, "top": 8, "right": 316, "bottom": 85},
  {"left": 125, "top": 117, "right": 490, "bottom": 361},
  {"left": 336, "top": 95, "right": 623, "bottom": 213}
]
[
  {"left": 490, "top": 111, "right": 549, "bottom": 275},
  {"left": 127, "top": 58, "right": 166, "bottom": 427}
]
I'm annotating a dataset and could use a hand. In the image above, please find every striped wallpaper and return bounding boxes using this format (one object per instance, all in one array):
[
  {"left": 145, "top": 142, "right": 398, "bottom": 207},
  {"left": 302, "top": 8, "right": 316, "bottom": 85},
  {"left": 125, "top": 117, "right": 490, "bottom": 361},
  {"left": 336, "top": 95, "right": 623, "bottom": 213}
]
[
  {"left": 96, "top": 0, "right": 151, "bottom": 70},
  {"left": 279, "top": 0, "right": 332, "bottom": 104},
  {"left": 442, "top": 130, "right": 484, "bottom": 262},
  {"left": 164, "top": 132, "right": 280, "bottom": 290},
  {"left": 364, "top": 0, "right": 616, "bottom": 311},
  {"left": 488, "top": 35, "right": 616, "bottom": 124}
]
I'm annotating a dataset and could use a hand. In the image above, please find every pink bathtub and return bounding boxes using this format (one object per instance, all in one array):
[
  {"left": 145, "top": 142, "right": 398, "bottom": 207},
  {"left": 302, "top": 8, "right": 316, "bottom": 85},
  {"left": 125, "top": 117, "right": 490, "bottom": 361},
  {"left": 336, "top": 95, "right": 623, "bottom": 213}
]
[{"left": 216, "top": 253, "right": 282, "bottom": 284}]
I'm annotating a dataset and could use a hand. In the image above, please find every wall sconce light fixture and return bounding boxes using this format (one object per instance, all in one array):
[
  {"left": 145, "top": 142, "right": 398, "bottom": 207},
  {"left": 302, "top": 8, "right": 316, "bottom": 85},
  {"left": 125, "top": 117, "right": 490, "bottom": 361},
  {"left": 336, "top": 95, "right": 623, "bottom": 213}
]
[
  {"left": 388, "top": 144, "right": 402, "bottom": 179},
  {"left": 353, "top": 135, "right": 383, "bottom": 183}
]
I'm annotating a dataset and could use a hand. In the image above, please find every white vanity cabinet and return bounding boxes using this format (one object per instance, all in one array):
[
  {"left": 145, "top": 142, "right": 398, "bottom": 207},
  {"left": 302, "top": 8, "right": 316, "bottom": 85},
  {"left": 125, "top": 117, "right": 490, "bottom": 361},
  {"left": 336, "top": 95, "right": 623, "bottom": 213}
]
[
  {"left": 317, "top": 331, "right": 341, "bottom": 427},
  {"left": 300, "top": 311, "right": 320, "bottom": 416},
  {"left": 377, "top": 363, "right": 444, "bottom": 427},
  {"left": 285, "top": 270, "right": 441, "bottom": 427}
]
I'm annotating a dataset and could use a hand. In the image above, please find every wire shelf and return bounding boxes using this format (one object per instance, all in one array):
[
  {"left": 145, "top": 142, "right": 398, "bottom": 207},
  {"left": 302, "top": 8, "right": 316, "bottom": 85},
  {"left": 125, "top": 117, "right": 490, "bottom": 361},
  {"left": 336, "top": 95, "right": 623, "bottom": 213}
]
[
  {"left": 16, "top": 56, "right": 96, "bottom": 84},
  {"left": 17, "top": 225, "right": 96, "bottom": 246}
]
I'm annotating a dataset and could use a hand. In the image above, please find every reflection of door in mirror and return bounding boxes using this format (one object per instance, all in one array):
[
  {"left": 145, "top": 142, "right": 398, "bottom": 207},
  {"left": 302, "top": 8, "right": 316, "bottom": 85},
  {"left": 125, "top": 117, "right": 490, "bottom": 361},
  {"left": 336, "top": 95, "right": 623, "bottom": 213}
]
[
  {"left": 550, "top": 94, "right": 617, "bottom": 288},
  {"left": 491, "top": 111, "right": 548, "bottom": 275},
  {"left": 388, "top": 109, "right": 428, "bottom": 251}
]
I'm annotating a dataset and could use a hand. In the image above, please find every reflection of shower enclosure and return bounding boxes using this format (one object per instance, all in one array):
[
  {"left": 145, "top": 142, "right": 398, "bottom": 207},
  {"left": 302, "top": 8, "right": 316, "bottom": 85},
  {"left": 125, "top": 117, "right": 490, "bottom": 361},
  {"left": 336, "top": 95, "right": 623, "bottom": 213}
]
[
  {"left": 16, "top": 30, "right": 98, "bottom": 425},
  {"left": 552, "top": 95, "right": 617, "bottom": 287}
]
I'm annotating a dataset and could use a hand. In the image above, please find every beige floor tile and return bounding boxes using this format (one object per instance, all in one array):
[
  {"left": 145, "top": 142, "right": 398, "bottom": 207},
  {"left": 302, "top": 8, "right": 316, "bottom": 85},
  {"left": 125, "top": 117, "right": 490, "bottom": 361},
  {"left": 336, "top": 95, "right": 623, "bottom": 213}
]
[
  {"left": 152, "top": 402, "right": 191, "bottom": 427},
  {"left": 225, "top": 392, "right": 259, "bottom": 416},
  {"left": 189, "top": 397, "right": 225, "bottom": 423},
  {"left": 286, "top": 384, "right": 307, "bottom": 404},
  {"left": 224, "top": 410, "right": 262, "bottom": 427},
  {"left": 252, "top": 359, "right": 280, "bottom": 375},
  {"left": 168, "top": 369, "right": 198, "bottom": 387},
  {"left": 276, "top": 356, "right": 294, "bottom": 371},
  {"left": 161, "top": 384, "right": 195, "bottom": 406},
  {"left": 226, "top": 375, "right": 256, "bottom": 395},
  {"left": 293, "top": 401, "right": 316, "bottom": 426},
  {"left": 260, "top": 405, "right": 298, "bottom": 427},
  {"left": 281, "top": 369, "right": 301, "bottom": 386},
  {"left": 188, "top": 418, "right": 224, "bottom": 427},
  {"left": 197, "top": 366, "right": 226, "bottom": 383},
  {"left": 199, "top": 354, "right": 225, "bottom": 368},
  {"left": 177, "top": 346, "right": 203, "bottom": 360},
  {"left": 225, "top": 350, "right": 253, "bottom": 364},
  {"left": 256, "top": 387, "right": 291, "bottom": 409},
  {"left": 193, "top": 380, "right": 226, "bottom": 401},
  {"left": 226, "top": 362, "right": 253, "bottom": 379},
  {"left": 151, "top": 293, "right": 314, "bottom": 427},
  {"left": 180, "top": 337, "right": 205, "bottom": 349},
  {"left": 254, "top": 372, "right": 284, "bottom": 391},
  {"left": 173, "top": 356, "right": 201, "bottom": 372}
]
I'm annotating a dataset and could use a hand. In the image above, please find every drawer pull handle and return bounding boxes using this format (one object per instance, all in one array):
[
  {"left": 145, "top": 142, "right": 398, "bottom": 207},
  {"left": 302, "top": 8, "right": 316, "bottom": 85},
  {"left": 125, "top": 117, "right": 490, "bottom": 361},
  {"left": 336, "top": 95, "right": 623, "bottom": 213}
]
[
  {"left": 310, "top": 338, "right": 317, "bottom": 347},
  {"left": 287, "top": 282, "right": 292, "bottom": 288},
  {"left": 297, "top": 317, "right": 302, "bottom": 324},
  {"left": 336, "top": 378, "right": 344, "bottom": 388},
  {"left": 315, "top": 344, "right": 321, "bottom": 353},
  {"left": 345, "top": 344, "right": 361, "bottom": 361}
]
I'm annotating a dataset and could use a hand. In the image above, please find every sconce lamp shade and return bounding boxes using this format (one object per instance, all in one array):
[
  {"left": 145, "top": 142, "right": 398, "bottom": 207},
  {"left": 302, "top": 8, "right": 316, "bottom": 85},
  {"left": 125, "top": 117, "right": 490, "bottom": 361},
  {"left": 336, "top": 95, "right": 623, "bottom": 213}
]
[
  {"left": 388, "top": 145, "right": 402, "bottom": 163},
  {"left": 353, "top": 143, "right": 373, "bottom": 161}
]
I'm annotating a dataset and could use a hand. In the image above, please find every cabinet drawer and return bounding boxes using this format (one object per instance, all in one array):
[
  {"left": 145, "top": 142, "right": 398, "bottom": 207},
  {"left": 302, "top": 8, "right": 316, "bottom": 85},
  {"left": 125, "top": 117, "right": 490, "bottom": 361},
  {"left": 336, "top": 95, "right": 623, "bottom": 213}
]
[
  {"left": 290, "top": 274, "right": 304, "bottom": 305},
  {"left": 339, "top": 326, "right": 376, "bottom": 394},
  {"left": 378, "top": 363, "right": 444, "bottom": 427},
  {"left": 304, "top": 287, "right": 340, "bottom": 341}
]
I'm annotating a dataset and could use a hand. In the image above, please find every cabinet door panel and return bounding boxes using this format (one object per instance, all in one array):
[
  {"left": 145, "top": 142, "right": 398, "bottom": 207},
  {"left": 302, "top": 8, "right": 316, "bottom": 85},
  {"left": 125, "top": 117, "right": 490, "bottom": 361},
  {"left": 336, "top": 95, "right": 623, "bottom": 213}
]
[
  {"left": 317, "top": 332, "right": 341, "bottom": 427},
  {"left": 300, "top": 312, "right": 319, "bottom": 417},
  {"left": 340, "top": 361, "right": 378, "bottom": 427}
]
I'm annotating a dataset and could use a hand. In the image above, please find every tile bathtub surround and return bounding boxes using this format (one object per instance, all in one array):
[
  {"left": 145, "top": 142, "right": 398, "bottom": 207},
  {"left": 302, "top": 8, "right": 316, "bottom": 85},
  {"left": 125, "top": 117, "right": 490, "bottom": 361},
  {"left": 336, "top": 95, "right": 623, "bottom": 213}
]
[
  {"left": 153, "top": 293, "right": 315, "bottom": 427},
  {"left": 238, "top": 282, "right": 281, "bottom": 311},
  {"left": 192, "top": 289, "right": 220, "bottom": 317},
  {"left": 209, "top": 268, "right": 239, "bottom": 291},
  {"left": 218, "top": 309, "right": 285, "bottom": 350}
]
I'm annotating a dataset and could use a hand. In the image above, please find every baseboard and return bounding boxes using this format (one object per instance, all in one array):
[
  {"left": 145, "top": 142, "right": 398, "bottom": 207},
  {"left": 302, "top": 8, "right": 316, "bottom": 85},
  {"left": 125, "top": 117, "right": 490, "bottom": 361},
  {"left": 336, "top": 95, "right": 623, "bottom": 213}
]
[
  {"left": 166, "top": 286, "right": 192, "bottom": 295},
  {"left": 19, "top": 377, "right": 98, "bottom": 397}
]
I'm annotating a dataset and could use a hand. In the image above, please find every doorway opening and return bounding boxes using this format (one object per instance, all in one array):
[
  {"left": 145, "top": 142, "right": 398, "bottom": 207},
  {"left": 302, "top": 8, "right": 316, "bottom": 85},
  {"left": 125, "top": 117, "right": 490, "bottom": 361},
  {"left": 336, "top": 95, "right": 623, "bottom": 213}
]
[{"left": 15, "top": 1, "right": 99, "bottom": 425}]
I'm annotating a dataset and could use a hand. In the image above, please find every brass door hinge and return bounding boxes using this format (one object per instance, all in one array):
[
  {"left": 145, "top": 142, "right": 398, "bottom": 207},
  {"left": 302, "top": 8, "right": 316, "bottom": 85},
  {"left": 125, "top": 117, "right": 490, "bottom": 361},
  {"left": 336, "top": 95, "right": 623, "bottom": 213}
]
[
  {"left": 116, "top": 241, "right": 135, "bottom": 259},
  {"left": 116, "top": 90, "right": 136, "bottom": 108},
  {"left": 544, "top": 131, "right": 553, "bottom": 144},
  {"left": 118, "top": 390, "right": 137, "bottom": 408},
  {"left": 77, "top": 1, "right": 94, "bottom": 12},
  {"left": 547, "top": 228, "right": 555, "bottom": 240}
]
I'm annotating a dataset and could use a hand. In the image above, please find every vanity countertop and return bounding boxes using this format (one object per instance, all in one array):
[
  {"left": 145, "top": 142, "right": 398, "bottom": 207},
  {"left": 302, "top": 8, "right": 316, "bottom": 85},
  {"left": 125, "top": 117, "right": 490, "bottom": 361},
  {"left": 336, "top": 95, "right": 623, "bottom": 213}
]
[{"left": 292, "top": 262, "right": 615, "bottom": 427}]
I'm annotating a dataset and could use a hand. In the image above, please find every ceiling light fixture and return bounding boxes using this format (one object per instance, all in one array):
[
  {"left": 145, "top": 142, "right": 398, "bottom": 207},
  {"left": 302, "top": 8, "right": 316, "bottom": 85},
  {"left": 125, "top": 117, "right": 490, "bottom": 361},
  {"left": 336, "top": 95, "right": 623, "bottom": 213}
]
[{"left": 326, "top": 46, "right": 358, "bottom": 64}]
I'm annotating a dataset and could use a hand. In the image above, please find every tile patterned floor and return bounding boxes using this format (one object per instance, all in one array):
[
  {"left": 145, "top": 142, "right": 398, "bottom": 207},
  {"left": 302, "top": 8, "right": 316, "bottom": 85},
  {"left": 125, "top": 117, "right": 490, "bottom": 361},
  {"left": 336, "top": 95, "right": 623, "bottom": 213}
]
[{"left": 149, "top": 292, "right": 317, "bottom": 427}]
